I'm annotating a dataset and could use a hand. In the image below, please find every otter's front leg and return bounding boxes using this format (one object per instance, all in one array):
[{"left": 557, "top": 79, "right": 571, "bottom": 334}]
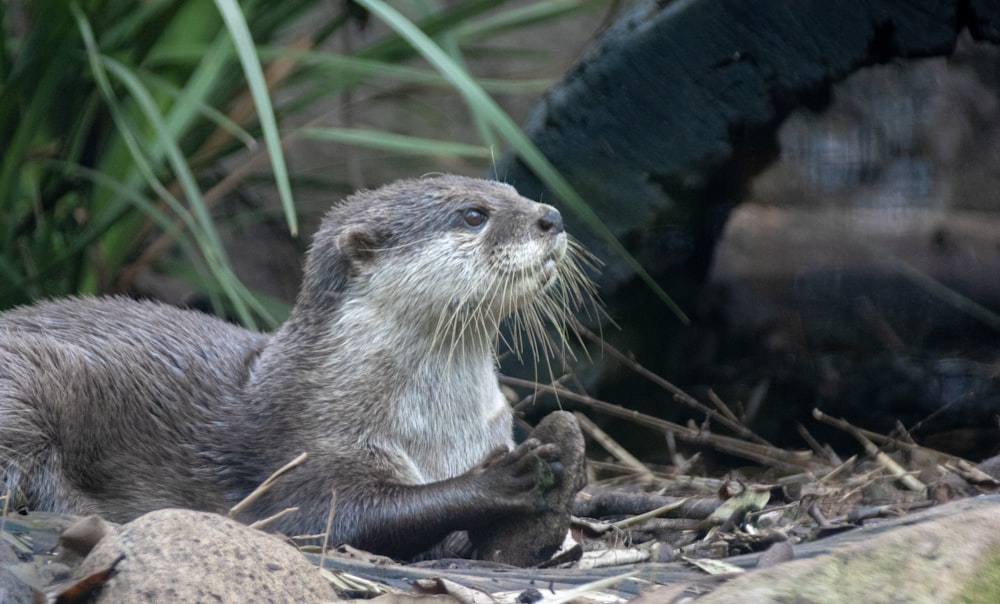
[{"left": 339, "top": 438, "right": 561, "bottom": 560}]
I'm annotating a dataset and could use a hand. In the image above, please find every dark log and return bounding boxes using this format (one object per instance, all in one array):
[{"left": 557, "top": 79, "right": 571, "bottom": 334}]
[{"left": 497, "top": 0, "right": 1000, "bottom": 295}]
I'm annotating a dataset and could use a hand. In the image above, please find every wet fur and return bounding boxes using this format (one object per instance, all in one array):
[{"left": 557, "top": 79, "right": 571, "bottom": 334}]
[{"left": 0, "top": 176, "right": 595, "bottom": 559}]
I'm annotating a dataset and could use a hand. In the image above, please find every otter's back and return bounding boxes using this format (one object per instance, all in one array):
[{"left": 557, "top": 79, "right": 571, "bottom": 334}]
[{"left": 0, "top": 297, "right": 268, "bottom": 520}]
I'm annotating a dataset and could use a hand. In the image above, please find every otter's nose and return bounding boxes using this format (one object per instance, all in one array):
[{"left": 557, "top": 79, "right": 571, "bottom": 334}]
[{"left": 537, "top": 207, "right": 564, "bottom": 234}]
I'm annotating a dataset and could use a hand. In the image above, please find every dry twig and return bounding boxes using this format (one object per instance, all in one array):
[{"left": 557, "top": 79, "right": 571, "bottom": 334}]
[
  {"left": 319, "top": 489, "right": 337, "bottom": 572},
  {"left": 501, "top": 375, "right": 814, "bottom": 471},
  {"left": 248, "top": 506, "right": 299, "bottom": 530},
  {"left": 228, "top": 451, "right": 309, "bottom": 519},
  {"left": 574, "top": 411, "right": 653, "bottom": 478},
  {"left": 577, "top": 324, "right": 772, "bottom": 446},
  {"left": 812, "top": 410, "right": 926, "bottom": 491}
]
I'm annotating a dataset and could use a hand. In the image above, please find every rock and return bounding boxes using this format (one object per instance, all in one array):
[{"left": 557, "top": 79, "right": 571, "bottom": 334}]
[
  {"left": 0, "top": 540, "right": 33, "bottom": 604},
  {"left": 470, "top": 411, "right": 587, "bottom": 566},
  {"left": 73, "top": 508, "right": 338, "bottom": 603},
  {"left": 695, "top": 496, "right": 1000, "bottom": 603},
  {"left": 57, "top": 514, "right": 110, "bottom": 561}
]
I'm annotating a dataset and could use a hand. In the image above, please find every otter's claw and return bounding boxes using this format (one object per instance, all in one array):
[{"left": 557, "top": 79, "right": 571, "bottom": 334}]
[{"left": 475, "top": 438, "right": 564, "bottom": 510}]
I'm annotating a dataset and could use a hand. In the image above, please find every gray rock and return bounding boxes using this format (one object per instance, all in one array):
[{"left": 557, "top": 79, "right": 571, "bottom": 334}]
[
  {"left": 0, "top": 540, "right": 33, "bottom": 604},
  {"left": 696, "top": 496, "right": 1000, "bottom": 603},
  {"left": 75, "top": 508, "right": 338, "bottom": 603}
]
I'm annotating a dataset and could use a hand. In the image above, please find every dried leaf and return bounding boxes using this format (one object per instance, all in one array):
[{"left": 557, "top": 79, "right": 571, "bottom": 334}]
[
  {"left": 680, "top": 555, "right": 744, "bottom": 575},
  {"left": 52, "top": 553, "right": 124, "bottom": 603}
]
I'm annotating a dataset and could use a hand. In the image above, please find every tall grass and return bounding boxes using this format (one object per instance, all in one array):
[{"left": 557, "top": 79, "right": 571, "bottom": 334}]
[{"left": 1, "top": 0, "right": 674, "bottom": 329}]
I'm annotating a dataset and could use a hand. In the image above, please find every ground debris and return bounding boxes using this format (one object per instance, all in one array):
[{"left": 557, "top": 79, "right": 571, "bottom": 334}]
[{"left": 6, "top": 366, "right": 1000, "bottom": 603}]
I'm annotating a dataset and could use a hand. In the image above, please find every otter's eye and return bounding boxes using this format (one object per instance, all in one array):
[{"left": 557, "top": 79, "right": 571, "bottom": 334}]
[{"left": 462, "top": 208, "right": 488, "bottom": 229}]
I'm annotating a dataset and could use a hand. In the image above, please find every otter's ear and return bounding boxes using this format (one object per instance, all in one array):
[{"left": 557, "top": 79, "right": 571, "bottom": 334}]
[{"left": 337, "top": 227, "right": 384, "bottom": 266}]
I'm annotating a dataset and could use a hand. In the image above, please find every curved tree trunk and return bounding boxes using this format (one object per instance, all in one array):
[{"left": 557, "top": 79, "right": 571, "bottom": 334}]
[{"left": 496, "top": 0, "right": 1000, "bottom": 296}]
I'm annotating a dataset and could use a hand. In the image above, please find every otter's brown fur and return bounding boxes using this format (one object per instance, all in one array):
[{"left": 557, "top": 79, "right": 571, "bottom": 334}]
[{"left": 0, "top": 176, "right": 594, "bottom": 559}]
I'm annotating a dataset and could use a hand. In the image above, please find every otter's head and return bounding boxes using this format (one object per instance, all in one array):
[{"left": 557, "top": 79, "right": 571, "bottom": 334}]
[{"left": 297, "top": 176, "right": 596, "bottom": 357}]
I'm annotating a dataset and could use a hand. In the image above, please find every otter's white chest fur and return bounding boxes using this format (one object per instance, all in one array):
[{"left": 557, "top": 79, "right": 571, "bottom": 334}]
[
  {"left": 317, "top": 302, "right": 515, "bottom": 485},
  {"left": 394, "top": 353, "right": 514, "bottom": 482}
]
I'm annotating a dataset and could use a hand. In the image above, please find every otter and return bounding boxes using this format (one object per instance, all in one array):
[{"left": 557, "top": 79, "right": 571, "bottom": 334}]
[{"left": 0, "top": 176, "right": 596, "bottom": 560}]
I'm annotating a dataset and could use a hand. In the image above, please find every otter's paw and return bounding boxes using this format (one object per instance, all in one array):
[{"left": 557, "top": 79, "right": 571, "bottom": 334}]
[
  {"left": 470, "top": 411, "right": 587, "bottom": 567},
  {"left": 476, "top": 439, "right": 563, "bottom": 508}
]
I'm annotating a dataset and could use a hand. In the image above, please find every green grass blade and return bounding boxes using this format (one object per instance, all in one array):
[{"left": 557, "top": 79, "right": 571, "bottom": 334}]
[
  {"left": 100, "top": 56, "right": 257, "bottom": 323},
  {"left": 454, "top": 0, "right": 601, "bottom": 40},
  {"left": 213, "top": 0, "right": 297, "bottom": 236},
  {"left": 160, "top": 31, "right": 258, "bottom": 153},
  {"left": 298, "top": 127, "right": 490, "bottom": 158},
  {"left": 356, "top": 0, "right": 689, "bottom": 323},
  {"left": 357, "top": 0, "right": 511, "bottom": 62},
  {"left": 42, "top": 161, "right": 185, "bottom": 255},
  {"left": 72, "top": 3, "right": 271, "bottom": 327},
  {"left": 141, "top": 68, "right": 257, "bottom": 151},
  {"left": 104, "top": 57, "right": 280, "bottom": 328},
  {"left": 153, "top": 45, "right": 553, "bottom": 95},
  {"left": 71, "top": 167, "right": 228, "bottom": 315}
]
